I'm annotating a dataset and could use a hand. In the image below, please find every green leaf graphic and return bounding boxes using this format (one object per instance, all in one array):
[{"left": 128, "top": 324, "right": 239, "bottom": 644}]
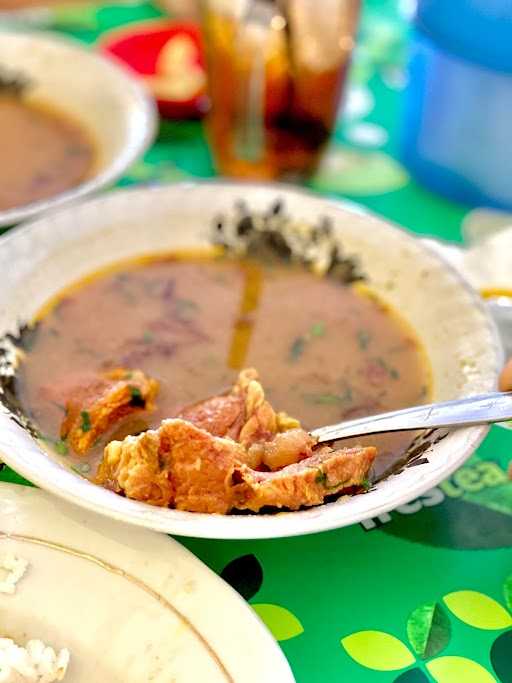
[
  {"left": 443, "top": 591, "right": 512, "bottom": 630},
  {"left": 124, "top": 161, "right": 190, "bottom": 186},
  {"left": 341, "top": 630, "right": 415, "bottom": 671},
  {"left": 220, "top": 554, "right": 263, "bottom": 601},
  {"left": 394, "top": 669, "right": 431, "bottom": 683},
  {"left": 504, "top": 573, "right": 512, "bottom": 612},
  {"left": 51, "top": 4, "right": 99, "bottom": 29},
  {"left": 252, "top": 604, "right": 304, "bottom": 641},
  {"left": 310, "top": 147, "right": 409, "bottom": 196},
  {"left": 407, "top": 602, "right": 451, "bottom": 659},
  {"left": 490, "top": 630, "right": 512, "bottom": 683},
  {"left": 427, "top": 656, "right": 496, "bottom": 683}
]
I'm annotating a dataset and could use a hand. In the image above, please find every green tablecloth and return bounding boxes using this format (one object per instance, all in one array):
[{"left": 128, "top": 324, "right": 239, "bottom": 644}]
[{"left": 2, "top": 2, "right": 512, "bottom": 682}]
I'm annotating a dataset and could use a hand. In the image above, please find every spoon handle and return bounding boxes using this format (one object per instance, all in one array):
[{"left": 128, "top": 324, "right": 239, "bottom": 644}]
[{"left": 310, "top": 391, "right": 512, "bottom": 443}]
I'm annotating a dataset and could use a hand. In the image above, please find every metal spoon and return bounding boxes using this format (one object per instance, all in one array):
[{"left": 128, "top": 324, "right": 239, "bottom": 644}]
[{"left": 311, "top": 391, "right": 512, "bottom": 443}]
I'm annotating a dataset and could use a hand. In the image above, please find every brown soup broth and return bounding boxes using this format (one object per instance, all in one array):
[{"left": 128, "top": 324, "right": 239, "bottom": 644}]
[
  {"left": 0, "top": 96, "right": 94, "bottom": 212},
  {"left": 17, "top": 253, "right": 431, "bottom": 478}
]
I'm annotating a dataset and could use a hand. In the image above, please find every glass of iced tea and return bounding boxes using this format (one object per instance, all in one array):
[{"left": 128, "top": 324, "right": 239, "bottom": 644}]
[{"left": 201, "top": 0, "right": 360, "bottom": 180}]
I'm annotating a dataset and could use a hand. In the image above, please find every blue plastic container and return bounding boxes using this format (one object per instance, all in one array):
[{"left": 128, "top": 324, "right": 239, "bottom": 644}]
[{"left": 401, "top": 0, "right": 512, "bottom": 210}]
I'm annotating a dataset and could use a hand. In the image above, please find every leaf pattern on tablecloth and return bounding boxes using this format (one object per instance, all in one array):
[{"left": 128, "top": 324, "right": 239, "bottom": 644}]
[
  {"left": 443, "top": 591, "right": 512, "bottom": 630},
  {"left": 220, "top": 554, "right": 263, "bottom": 601},
  {"left": 426, "top": 656, "right": 496, "bottom": 683},
  {"left": 123, "top": 160, "right": 191, "bottom": 186},
  {"left": 393, "top": 669, "right": 431, "bottom": 683},
  {"left": 341, "top": 630, "right": 415, "bottom": 671},
  {"left": 407, "top": 602, "right": 451, "bottom": 660},
  {"left": 311, "top": 146, "right": 409, "bottom": 195},
  {"left": 491, "top": 630, "right": 512, "bottom": 683},
  {"left": 503, "top": 573, "right": 512, "bottom": 612},
  {"left": 252, "top": 604, "right": 304, "bottom": 642}
]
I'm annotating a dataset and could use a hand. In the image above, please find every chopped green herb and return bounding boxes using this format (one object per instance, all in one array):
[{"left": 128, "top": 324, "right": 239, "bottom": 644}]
[
  {"left": 124, "top": 371, "right": 133, "bottom": 380},
  {"left": 315, "top": 469, "right": 328, "bottom": 485},
  {"left": 315, "top": 468, "right": 347, "bottom": 491},
  {"left": 204, "top": 354, "right": 219, "bottom": 368},
  {"left": 71, "top": 462, "right": 91, "bottom": 476},
  {"left": 303, "top": 387, "right": 352, "bottom": 405},
  {"left": 375, "top": 357, "right": 399, "bottom": 380},
  {"left": 361, "top": 477, "right": 370, "bottom": 491},
  {"left": 357, "top": 329, "right": 371, "bottom": 350},
  {"left": 129, "top": 385, "right": 146, "bottom": 408},
  {"left": 340, "top": 386, "right": 353, "bottom": 404},
  {"left": 142, "top": 331, "right": 154, "bottom": 344},
  {"left": 175, "top": 298, "right": 199, "bottom": 321},
  {"left": 129, "top": 386, "right": 142, "bottom": 400},
  {"left": 288, "top": 322, "right": 327, "bottom": 361},
  {"left": 289, "top": 336, "right": 306, "bottom": 362},
  {"left": 80, "top": 410, "right": 91, "bottom": 433},
  {"left": 54, "top": 440, "right": 69, "bottom": 456},
  {"left": 304, "top": 393, "right": 343, "bottom": 405},
  {"left": 310, "top": 322, "right": 326, "bottom": 337},
  {"left": 75, "top": 341, "right": 98, "bottom": 357},
  {"left": 39, "top": 435, "right": 68, "bottom": 456}
]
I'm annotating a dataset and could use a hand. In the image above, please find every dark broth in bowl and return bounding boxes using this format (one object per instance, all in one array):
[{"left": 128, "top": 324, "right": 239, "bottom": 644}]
[
  {"left": 0, "top": 96, "right": 94, "bottom": 212},
  {"left": 16, "top": 252, "right": 431, "bottom": 479}
]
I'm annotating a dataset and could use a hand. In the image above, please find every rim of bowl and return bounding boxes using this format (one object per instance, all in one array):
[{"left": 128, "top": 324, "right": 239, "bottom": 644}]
[
  {"left": 0, "top": 30, "right": 157, "bottom": 228},
  {"left": 0, "top": 181, "right": 504, "bottom": 539}
]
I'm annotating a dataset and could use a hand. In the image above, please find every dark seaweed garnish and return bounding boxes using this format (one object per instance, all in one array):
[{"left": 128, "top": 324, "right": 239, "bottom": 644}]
[
  {"left": 212, "top": 198, "right": 365, "bottom": 285},
  {"left": 0, "top": 66, "right": 32, "bottom": 98},
  {"left": 389, "top": 427, "right": 449, "bottom": 478},
  {"left": 0, "top": 322, "right": 40, "bottom": 437}
]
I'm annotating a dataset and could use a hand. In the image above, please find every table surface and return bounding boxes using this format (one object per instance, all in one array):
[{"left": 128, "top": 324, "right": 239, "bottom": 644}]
[{"left": 2, "top": 2, "right": 512, "bottom": 682}]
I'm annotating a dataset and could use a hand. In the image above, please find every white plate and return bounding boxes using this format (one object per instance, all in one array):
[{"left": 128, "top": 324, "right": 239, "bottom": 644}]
[
  {"left": 0, "top": 482, "right": 295, "bottom": 682},
  {"left": 0, "top": 182, "right": 503, "bottom": 539},
  {"left": 0, "top": 31, "right": 157, "bottom": 227}
]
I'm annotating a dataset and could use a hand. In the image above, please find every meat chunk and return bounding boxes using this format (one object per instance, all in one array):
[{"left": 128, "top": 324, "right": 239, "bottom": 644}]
[
  {"left": 61, "top": 368, "right": 159, "bottom": 455},
  {"left": 178, "top": 393, "right": 245, "bottom": 439},
  {"left": 96, "top": 367, "right": 377, "bottom": 513},
  {"left": 96, "top": 417, "right": 376, "bottom": 514},
  {"left": 250, "top": 428, "right": 316, "bottom": 471},
  {"left": 177, "top": 368, "right": 308, "bottom": 469},
  {"left": 97, "top": 418, "right": 244, "bottom": 513},
  {"left": 232, "top": 445, "right": 376, "bottom": 512}
]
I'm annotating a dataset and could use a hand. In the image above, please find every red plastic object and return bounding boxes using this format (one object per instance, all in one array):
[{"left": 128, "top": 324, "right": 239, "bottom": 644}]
[{"left": 100, "top": 20, "right": 208, "bottom": 119}]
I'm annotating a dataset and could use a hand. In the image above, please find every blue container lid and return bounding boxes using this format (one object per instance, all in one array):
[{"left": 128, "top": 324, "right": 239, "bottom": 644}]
[{"left": 416, "top": 0, "right": 512, "bottom": 73}]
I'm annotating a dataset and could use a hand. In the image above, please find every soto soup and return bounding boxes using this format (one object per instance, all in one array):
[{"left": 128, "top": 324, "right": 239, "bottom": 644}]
[
  {"left": 14, "top": 246, "right": 431, "bottom": 513},
  {"left": 0, "top": 94, "right": 94, "bottom": 212}
]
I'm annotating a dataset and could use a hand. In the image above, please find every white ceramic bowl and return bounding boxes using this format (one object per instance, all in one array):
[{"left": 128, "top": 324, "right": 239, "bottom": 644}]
[
  {"left": 0, "top": 182, "right": 503, "bottom": 539},
  {"left": 0, "top": 31, "right": 157, "bottom": 227}
]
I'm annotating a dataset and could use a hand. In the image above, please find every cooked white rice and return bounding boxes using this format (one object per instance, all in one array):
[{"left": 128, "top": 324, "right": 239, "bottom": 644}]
[
  {"left": 0, "top": 555, "right": 28, "bottom": 595},
  {"left": 0, "top": 639, "right": 70, "bottom": 682}
]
